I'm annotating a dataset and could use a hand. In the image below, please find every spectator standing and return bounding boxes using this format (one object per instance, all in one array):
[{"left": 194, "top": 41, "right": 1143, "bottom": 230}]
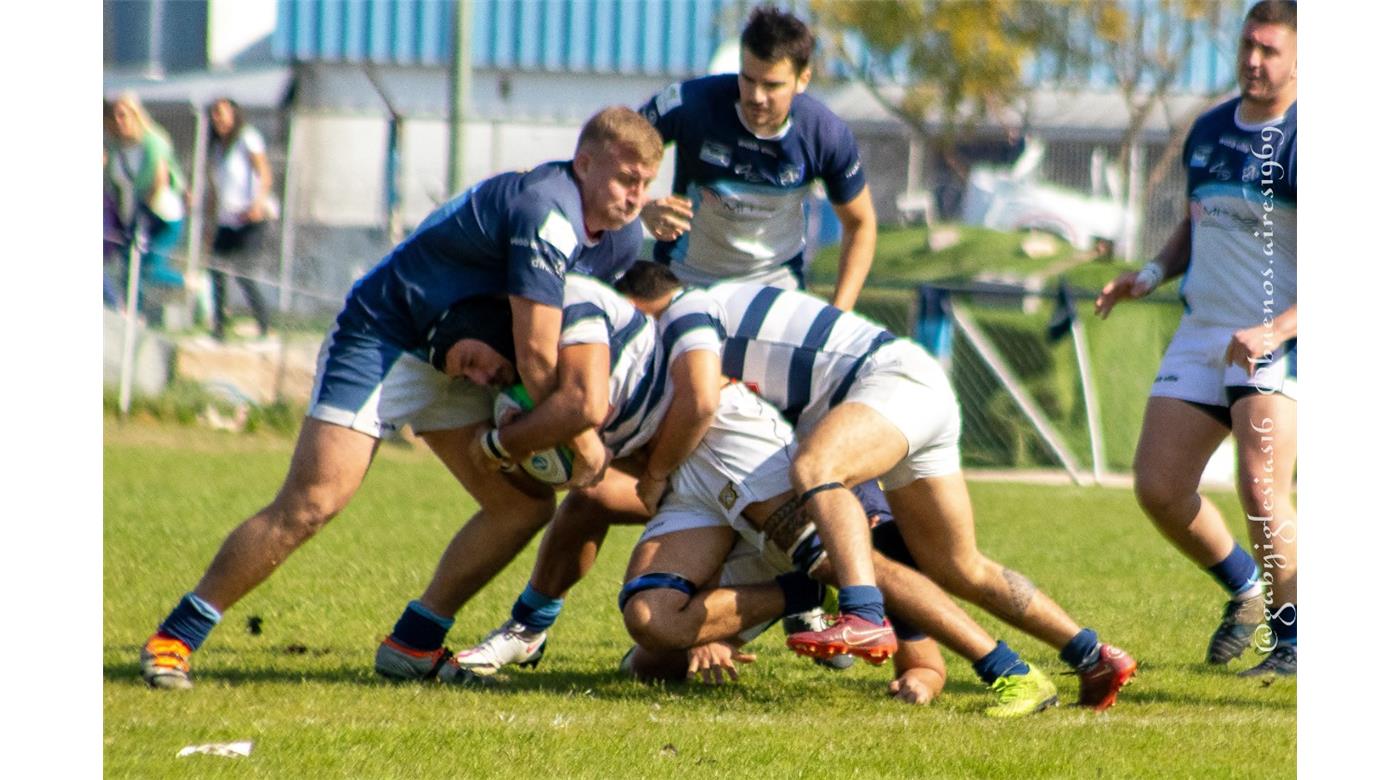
[
  {"left": 206, "top": 97, "right": 274, "bottom": 340},
  {"left": 104, "top": 92, "right": 187, "bottom": 323}
]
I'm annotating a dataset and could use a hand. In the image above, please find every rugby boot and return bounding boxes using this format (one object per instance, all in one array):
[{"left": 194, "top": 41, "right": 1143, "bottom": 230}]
[
  {"left": 986, "top": 664, "right": 1059, "bottom": 718},
  {"left": 1238, "top": 643, "right": 1296, "bottom": 678},
  {"left": 455, "top": 620, "right": 547, "bottom": 676},
  {"left": 374, "top": 636, "right": 482, "bottom": 685},
  {"left": 1207, "top": 592, "right": 1265, "bottom": 664},
  {"left": 783, "top": 609, "right": 855, "bottom": 670},
  {"left": 140, "top": 633, "right": 194, "bottom": 690},
  {"left": 1076, "top": 644, "right": 1137, "bottom": 711},
  {"left": 786, "top": 614, "right": 896, "bottom": 665}
]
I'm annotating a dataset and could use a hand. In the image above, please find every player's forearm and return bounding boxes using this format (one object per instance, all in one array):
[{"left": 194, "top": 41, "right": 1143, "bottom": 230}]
[
  {"left": 1151, "top": 217, "right": 1193, "bottom": 280},
  {"left": 644, "top": 353, "right": 721, "bottom": 478},
  {"left": 1266, "top": 305, "right": 1297, "bottom": 342},
  {"left": 500, "top": 344, "right": 608, "bottom": 456},
  {"left": 644, "top": 385, "right": 718, "bottom": 480},
  {"left": 830, "top": 221, "right": 877, "bottom": 312},
  {"left": 499, "top": 378, "right": 595, "bottom": 455},
  {"left": 830, "top": 232, "right": 875, "bottom": 311}
]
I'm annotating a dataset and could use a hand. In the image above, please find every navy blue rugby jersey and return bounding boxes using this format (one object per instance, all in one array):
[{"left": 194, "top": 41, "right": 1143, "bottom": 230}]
[
  {"left": 338, "top": 161, "right": 643, "bottom": 351},
  {"left": 1180, "top": 97, "right": 1296, "bottom": 329},
  {"left": 639, "top": 75, "right": 867, "bottom": 284}
]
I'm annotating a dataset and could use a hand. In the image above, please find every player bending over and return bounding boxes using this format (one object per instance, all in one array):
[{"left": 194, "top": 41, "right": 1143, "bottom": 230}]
[
  {"left": 617, "top": 262, "right": 1138, "bottom": 711},
  {"left": 139, "top": 108, "right": 661, "bottom": 689}
]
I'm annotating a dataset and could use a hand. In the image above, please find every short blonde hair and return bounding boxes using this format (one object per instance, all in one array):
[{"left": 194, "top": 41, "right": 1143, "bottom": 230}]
[{"left": 576, "top": 106, "right": 663, "bottom": 166}]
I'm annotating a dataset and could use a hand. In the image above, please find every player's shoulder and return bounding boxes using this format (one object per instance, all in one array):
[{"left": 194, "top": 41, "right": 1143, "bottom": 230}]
[
  {"left": 789, "top": 93, "right": 853, "bottom": 136},
  {"left": 509, "top": 161, "right": 580, "bottom": 211},
  {"left": 1191, "top": 96, "right": 1243, "bottom": 135},
  {"left": 645, "top": 74, "right": 735, "bottom": 123}
]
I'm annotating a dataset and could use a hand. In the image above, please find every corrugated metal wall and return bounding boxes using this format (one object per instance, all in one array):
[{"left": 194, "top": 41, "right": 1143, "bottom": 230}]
[{"left": 274, "top": 0, "right": 745, "bottom": 76}]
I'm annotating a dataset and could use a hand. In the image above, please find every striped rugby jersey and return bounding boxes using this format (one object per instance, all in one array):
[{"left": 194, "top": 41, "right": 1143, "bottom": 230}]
[
  {"left": 560, "top": 274, "right": 672, "bottom": 458},
  {"left": 656, "top": 282, "right": 895, "bottom": 429}
]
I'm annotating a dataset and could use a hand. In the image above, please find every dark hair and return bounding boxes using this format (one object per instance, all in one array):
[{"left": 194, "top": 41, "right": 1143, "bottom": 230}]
[
  {"left": 615, "top": 261, "right": 682, "bottom": 300},
  {"left": 740, "top": 5, "right": 814, "bottom": 73},
  {"left": 1245, "top": 1, "right": 1296, "bottom": 31},
  {"left": 207, "top": 96, "right": 246, "bottom": 146}
]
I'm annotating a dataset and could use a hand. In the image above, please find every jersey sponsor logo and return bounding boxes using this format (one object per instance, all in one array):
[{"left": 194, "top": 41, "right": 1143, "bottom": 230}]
[
  {"left": 778, "top": 164, "right": 803, "bottom": 187},
  {"left": 1154, "top": 373, "right": 1179, "bottom": 383},
  {"left": 700, "top": 140, "right": 732, "bottom": 168},
  {"left": 537, "top": 210, "right": 578, "bottom": 273},
  {"left": 656, "top": 82, "right": 684, "bottom": 115},
  {"left": 737, "top": 138, "right": 777, "bottom": 157},
  {"left": 734, "top": 163, "right": 766, "bottom": 183},
  {"left": 700, "top": 186, "right": 775, "bottom": 217},
  {"left": 844, "top": 159, "right": 862, "bottom": 179},
  {"left": 1189, "top": 145, "right": 1212, "bottom": 167}
]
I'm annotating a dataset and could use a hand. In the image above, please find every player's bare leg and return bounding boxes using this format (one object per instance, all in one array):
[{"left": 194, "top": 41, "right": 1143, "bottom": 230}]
[
  {"left": 371, "top": 422, "right": 560, "bottom": 685},
  {"left": 412, "top": 423, "right": 558, "bottom": 616},
  {"left": 1134, "top": 396, "right": 1268, "bottom": 665},
  {"left": 193, "top": 418, "right": 379, "bottom": 610},
  {"left": 885, "top": 473, "right": 1080, "bottom": 648},
  {"left": 457, "top": 462, "right": 651, "bottom": 675},
  {"left": 1133, "top": 398, "right": 1236, "bottom": 566},
  {"left": 143, "top": 418, "right": 379, "bottom": 688},
  {"left": 1232, "top": 393, "right": 1297, "bottom": 674},
  {"left": 788, "top": 402, "right": 906, "bottom": 653},
  {"left": 621, "top": 525, "right": 785, "bottom": 651},
  {"left": 529, "top": 461, "right": 649, "bottom": 599}
]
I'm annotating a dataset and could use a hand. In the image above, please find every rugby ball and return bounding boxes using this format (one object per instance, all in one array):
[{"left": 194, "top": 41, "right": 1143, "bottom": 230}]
[{"left": 493, "top": 384, "right": 574, "bottom": 485}]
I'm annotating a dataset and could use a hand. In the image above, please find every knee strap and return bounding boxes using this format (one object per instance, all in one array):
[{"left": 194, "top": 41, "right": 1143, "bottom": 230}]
[
  {"left": 617, "top": 572, "right": 697, "bottom": 613},
  {"left": 797, "top": 482, "right": 845, "bottom": 507}
]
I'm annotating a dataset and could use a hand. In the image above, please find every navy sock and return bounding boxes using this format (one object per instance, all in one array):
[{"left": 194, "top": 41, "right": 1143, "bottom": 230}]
[
  {"left": 1207, "top": 543, "right": 1260, "bottom": 596},
  {"left": 1271, "top": 603, "right": 1297, "bottom": 646},
  {"left": 837, "top": 584, "right": 885, "bottom": 624},
  {"left": 776, "top": 571, "right": 825, "bottom": 616},
  {"left": 390, "top": 600, "right": 454, "bottom": 651},
  {"left": 159, "top": 592, "right": 222, "bottom": 651},
  {"left": 1058, "top": 627, "right": 1101, "bottom": 671},
  {"left": 973, "top": 640, "right": 1031, "bottom": 684},
  {"left": 510, "top": 584, "right": 564, "bottom": 633}
]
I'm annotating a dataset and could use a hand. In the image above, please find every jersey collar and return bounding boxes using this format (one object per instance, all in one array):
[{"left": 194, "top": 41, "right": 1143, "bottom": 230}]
[{"left": 733, "top": 102, "right": 793, "bottom": 141}]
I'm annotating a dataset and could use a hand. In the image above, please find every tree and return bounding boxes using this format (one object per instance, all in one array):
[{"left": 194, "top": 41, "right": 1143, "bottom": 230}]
[
  {"left": 810, "top": 0, "right": 1090, "bottom": 219},
  {"left": 1084, "top": 1, "right": 1236, "bottom": 197}
]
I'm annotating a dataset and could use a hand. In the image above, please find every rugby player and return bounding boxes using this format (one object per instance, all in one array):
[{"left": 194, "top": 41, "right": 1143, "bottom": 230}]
[
  {"left": 614, "top": 382, "right": 1054, "bottom": 717},
  {"left": 448, "top": 278, "right": 1053, "bottom": 715},
  {"left": 454, "top": 274, "right": 899, "bottom": 671},
  {"left": 138, "top": 107, "right": 662, "bottom": 689},
  {"left": 619, "top": 262, "right": 1138, "bottom": 711},
  {"left": 1094, "top": 0, "right": 1297, "bottom": 677}
]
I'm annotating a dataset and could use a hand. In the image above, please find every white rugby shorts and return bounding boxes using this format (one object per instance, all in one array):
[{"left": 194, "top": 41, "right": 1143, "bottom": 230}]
[
  {"left": 804, "top": 339, "right": 962, "bottom": 490},
  {"left": 307, "top": 323, "right": 493, "bottom": 438},
  {"left": 1151, "top": 319, "right": 1297, "bottom": 407},
  {"left": 639, "top": 383, "right": 797, "bottom": 572}
]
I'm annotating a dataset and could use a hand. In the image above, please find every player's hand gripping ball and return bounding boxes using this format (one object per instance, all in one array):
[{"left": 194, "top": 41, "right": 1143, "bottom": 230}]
[{"left": 493, "top": 384, "right": 574, "bottom": 485}]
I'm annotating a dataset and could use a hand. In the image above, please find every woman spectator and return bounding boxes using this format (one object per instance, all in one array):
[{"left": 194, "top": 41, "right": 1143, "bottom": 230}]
[
  {"left": 104, "top": 93, "right": 187, "bottom": 323},
  {"left": 206, "top": 97, "right": 274, "bottom": 340}
]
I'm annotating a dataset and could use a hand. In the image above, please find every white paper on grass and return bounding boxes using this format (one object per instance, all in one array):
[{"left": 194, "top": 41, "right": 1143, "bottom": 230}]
[{"left": 177, "top": 740, "right": 254, "bottom": 758}]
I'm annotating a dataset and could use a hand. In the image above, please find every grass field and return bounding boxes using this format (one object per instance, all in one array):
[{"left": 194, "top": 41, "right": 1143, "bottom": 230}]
[{"left": 104, "top": 419, "right": 1295, "bottom": 778}]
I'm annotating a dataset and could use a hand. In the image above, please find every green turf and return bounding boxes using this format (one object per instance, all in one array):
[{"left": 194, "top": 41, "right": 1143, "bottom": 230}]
[{"left": 104, "top": 420, "right": 1294, "bottom": 778}]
